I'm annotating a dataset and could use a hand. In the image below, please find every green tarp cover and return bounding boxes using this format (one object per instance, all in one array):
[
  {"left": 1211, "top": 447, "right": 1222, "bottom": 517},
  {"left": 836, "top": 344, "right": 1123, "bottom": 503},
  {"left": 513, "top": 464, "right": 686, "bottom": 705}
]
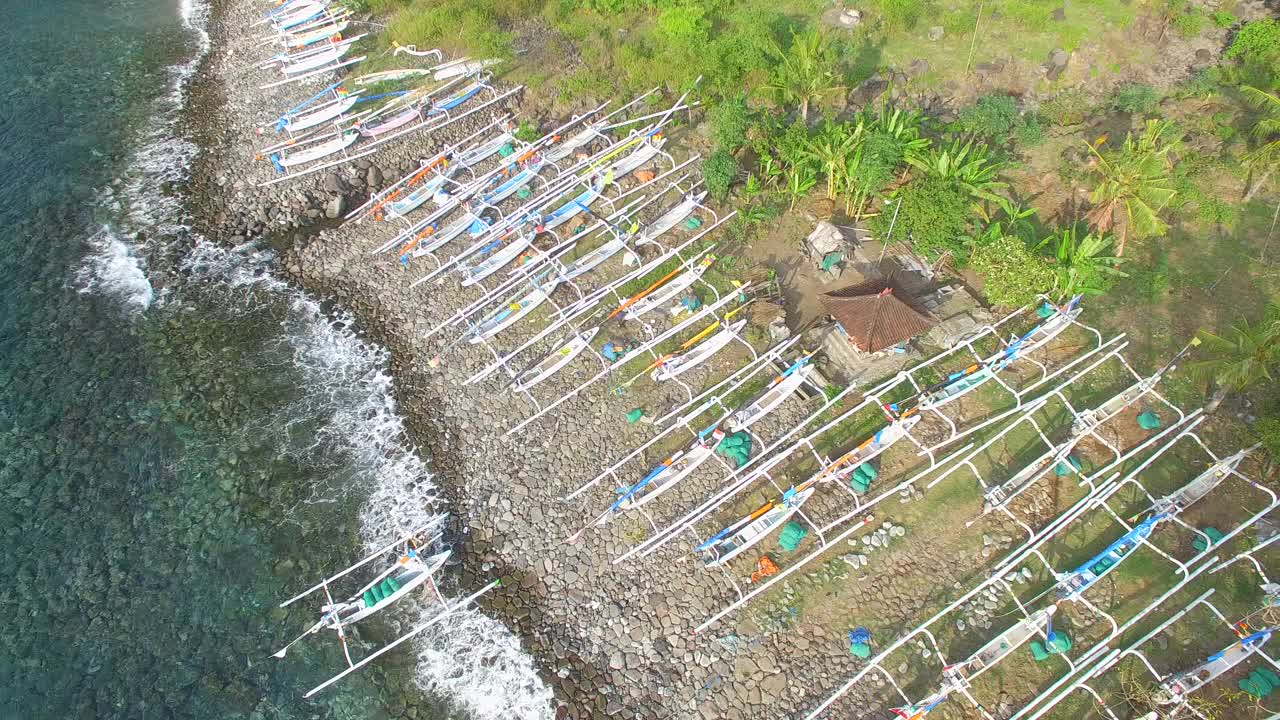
[
  {"left": 1193, "top": 526, "right": 1226, "bottom": 552},
  {"left": 717, "top": 431, "right": 753, "bottom": 467},
  {"left": 684, "top": 216, "right": 703, "bottom": 229},
  {"left": 1138, "top": 411, "right": 1162, "bottom": 430},
  {"left": 1241, "top": 672, "right": 1275, "bottom": 699},
  {"left": 853, "top": 463, "right": 878, "bottom": 481},
  {"left": 779, "top": 521, "right": 808, "bottom": 551},
  {"left": 850, "top": 642, "right": 871, "bottom": 658},
  {"left": 821, "top": 252, "right": 843, "bottom": 272},
  {"left": 363, "top": 589, "right": 377, "bottom": 608},
  {"left": 1030, "top": 633, "right": 1071, "bottom": 661},
  {"left": 1036, "top": 302, "right": 1055, "bottom": 319},
  {"left": 1054, "top": 454, "right": 1083, "bottom": 476},
  {"left": 626, "top": 408, "right": 644, "bottom": 423}
]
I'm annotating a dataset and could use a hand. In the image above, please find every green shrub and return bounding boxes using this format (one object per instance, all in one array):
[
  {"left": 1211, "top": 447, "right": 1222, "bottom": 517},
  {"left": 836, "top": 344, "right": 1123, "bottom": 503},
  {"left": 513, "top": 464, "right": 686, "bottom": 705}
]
[
  {"left": 514, "top": 120, "right": 540, "bottom": 143},
  {"left": 1227, "top": 19, "right": 1280, "bottom": 65},
  {"left": 970, "top": 236, "right": 1056, "bottom": 307},
  {"left": 1041, "top": 88, "right": 1090, "bottom": 126},
  {"left": 709, "top": 94, "right": 753, "bottom": 152},
  {"left": 1176, "top": 68, "right": 1219, "bottom": 99},
  {"left": 703, "top": 148, "right": 740, "bottom": 201},
  {"left": 1211, "top": 11, "right": 1237, "bottom": 27},
  {"left": 956, "top": 94, "right": 1020, "bottom": 139},
  {"left": 878, "top": 0, "right": 925, "bottom": 29},
  {"left": 1014, "top": 116, "right": 1045, "bottom": 147},
  {"left": 873, "top": 177, "right": 972, "bottom": 260},
  {"left": 386, "top": 0, "right": 513, "bottom": 59},
  {"left": 1173, "top": 9, "right": 1208, "bottom": 38},
  {"left": 1110, "top": 83, "right": 1162, "bottom": 114},
  {"left": 1196, "top": 196, "right": 1237, "bottom": 226}
]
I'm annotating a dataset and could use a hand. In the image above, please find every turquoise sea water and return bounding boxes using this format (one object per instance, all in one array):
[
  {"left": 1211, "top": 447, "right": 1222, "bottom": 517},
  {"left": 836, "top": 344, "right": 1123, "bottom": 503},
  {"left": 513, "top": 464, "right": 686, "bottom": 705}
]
[{"left": 0, "top": 0, "right": 465, "bottom": 717}]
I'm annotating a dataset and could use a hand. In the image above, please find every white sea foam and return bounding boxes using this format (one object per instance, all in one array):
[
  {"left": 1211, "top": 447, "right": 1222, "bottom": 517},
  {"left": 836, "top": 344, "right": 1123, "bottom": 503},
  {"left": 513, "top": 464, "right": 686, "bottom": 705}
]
[
  {"left": 76, "top": 225, "right": 156, "bottom": 313},
  {"left": 408, "top": 608, "right": 556, "bottom": 720},
  {"left": 108, "top": 0, "right": 557, "bottom": 713}
]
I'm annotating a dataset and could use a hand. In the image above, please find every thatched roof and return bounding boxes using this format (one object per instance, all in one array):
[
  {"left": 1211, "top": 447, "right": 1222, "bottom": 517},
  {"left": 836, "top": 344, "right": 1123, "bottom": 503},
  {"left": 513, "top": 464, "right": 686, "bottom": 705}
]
[{"left": 820, "top": 277, "right": 936, "bottom": 353}]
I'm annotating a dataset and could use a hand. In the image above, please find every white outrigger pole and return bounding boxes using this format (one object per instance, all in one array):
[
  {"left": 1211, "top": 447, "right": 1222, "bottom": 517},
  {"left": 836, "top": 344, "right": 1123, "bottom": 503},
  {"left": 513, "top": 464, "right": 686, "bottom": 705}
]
[
  {"left": 618, "top": 300, "right": 1108, "bottom": 569},
  {"left": 462, "top": 181, "right": 719, "bottom": 388},
  {"left": 271, "top": 524, "right": 502, "bottom": 698},
  {"left": 303, "top": 579, "right": 501, "bottom": 699}
]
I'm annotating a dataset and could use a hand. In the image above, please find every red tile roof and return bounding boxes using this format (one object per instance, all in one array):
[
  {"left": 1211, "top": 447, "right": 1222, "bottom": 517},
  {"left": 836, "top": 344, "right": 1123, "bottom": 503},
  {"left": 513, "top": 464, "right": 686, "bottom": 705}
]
[{"left": 820, "top": 278, "right": 936, "bottom": 353}]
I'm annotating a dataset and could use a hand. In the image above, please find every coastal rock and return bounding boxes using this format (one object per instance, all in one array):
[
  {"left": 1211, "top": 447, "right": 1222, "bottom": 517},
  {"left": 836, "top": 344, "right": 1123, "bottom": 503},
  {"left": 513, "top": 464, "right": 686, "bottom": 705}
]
[{"left": 324, "top": 195, "right": 347, "bottom": 219}]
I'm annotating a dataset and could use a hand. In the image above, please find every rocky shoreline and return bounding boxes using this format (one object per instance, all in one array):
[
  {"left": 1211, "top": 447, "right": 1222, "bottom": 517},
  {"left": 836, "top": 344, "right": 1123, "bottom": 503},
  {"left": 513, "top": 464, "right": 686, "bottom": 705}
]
[{"left": 178, "top": 0, "right": 1047, "bottom": 718}]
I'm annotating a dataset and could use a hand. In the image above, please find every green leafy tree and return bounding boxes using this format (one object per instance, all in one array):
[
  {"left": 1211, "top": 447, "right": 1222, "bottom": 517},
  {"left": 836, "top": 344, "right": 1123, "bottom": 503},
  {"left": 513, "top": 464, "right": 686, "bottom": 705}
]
[
  {"left": 1037, "top": 227, "right": 1127, "bottom": 299},
  {"left": 702, "top": 148, "right": 740, "bottom": 201},
  {"left": 874, "top": 177, "right": 972, "bottom": 259},
  {"left": 759, "top": 29, "right": 844, "bottom": 123},
  {"left": 970, "top": 234, "right": 1056, "bottom": 307},
  {"left": 1084, "top": 119, "right": 1181, "bottom": 256},
  {"left": 709, "top": 93, "right": 754, "bottom": 152},
  {"left": 1190, "top": 306, "right": 1280, "bottom": 413},
  {"left": 1240, "top": 84, "right": 1280, "bottom": 202}
]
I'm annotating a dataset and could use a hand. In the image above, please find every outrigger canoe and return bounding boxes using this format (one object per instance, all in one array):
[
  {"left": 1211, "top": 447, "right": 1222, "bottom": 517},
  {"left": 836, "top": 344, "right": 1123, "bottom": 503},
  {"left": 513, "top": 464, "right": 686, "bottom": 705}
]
[
  {"left": 698, "top": 484, "right": 818, "bottom": 567},
  {"left": 510, "top": 327, "right": 599, "bottom": 393},
  {"left": 1155, "top": 627, "right": 1276, "bottom": 705},
  {"left": 459, "top": 231, "right": 535, "bottom": 287},
  {"left": 611, "top": 432, "right": 724, "bottom": 514},
  {"left": 270, "top": 130, "right": 358, "bottom": 172},
  {"left": 466, "top": 273, "right": 560, "bottom": 343},
  {"left": 278, "top": 91, "right": 361, "bottom": 134},
  {"left": 651, "top": 319, "right": 746, "bottom": 382},
  {"left": 1056, "top": 513, "right": 1167, "bottom": 600},
  {"left": 622, "top": 256, "right": 715, "bottom": 320},
  {"left": 726, "top": 362, "right": 813, "bottom": 433}
]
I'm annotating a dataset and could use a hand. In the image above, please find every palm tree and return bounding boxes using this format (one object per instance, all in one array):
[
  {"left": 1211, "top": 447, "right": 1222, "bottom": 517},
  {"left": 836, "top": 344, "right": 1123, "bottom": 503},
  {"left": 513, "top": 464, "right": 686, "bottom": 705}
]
[
  {"left": 1190, "top": 306, "right": 1280, "bottom": 413},
  {"left": 905, "top": 137, "right": 1007, "bottom": 204},
  {"left": 759, "top": 29, "right": 844, "bottom": 123},
  {"left": 1038, "top": 227, "right": 1127, "bottom": 299},
  {"left": 1240, "top": 84, "right": 1280, "bottom": 202},
  {"left": 1084, "top": 119, "right": 1181, "bottom": 256}
]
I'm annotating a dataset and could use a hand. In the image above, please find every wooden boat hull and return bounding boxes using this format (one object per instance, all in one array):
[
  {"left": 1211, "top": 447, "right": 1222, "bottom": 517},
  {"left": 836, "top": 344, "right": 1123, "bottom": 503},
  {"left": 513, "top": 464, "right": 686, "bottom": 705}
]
[
  {"left": 651, "top": 319, "right": 746, "bottom": 382},
  {"left": 615, "top": 441, "right": 717, "bottom": 514},
  {"left": 701, "top": 486, "right": 817, "bottom": 567},
  {"left": 511, "top": 328, "right": 599, "bottom": 392},
  {"left": 726, "top": 365, "right": 811, "bottom": 433},
  {"left": 468, "top": 279, "right": 559, "bottom": 343},
  {"left": 460, "top": 233, "right": 534, "bottom": 287},
  {"left": 273, "top": 131, "right": 358, "bottom": 170},
  {"left": 639, "top": 191, "right": 705, "bottom": 243},
  {"left": 622, "top": 264, "right": 708, "bottom": 320},
  {"left": 281, "top": 93, "right": 359, "bottom": 134}
]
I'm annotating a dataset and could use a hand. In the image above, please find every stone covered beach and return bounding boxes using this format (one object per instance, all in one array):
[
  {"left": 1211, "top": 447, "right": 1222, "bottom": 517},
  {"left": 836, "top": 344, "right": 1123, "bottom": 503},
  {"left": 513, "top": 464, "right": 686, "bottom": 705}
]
[{"left": 179, "top": 0, "right": 1280, "bottom": 718}]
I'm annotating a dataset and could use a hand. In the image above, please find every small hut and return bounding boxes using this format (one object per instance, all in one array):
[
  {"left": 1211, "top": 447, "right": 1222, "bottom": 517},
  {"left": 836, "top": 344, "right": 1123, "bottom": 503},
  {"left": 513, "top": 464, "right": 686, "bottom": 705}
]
[{"left": 820, "top": 277, "right": 936, "bottom": 354}]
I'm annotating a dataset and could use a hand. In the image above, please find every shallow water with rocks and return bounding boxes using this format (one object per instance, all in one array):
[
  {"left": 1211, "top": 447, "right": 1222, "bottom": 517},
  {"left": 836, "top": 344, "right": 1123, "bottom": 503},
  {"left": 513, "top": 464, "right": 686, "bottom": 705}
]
[{"left": 0, "top": 0, "right": 473, "bottom": 717}]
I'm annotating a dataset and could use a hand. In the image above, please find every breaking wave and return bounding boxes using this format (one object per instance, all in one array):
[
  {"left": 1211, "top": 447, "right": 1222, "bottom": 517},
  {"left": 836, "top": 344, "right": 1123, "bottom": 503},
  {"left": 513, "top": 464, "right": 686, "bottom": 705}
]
[
  {"left": 410, "top": 609, "right": 556, "bottom": 720},
  {"left": 87, "top": 0, "right": 557, "bottom": 713},
  {"left": 76, "top": 225, "right": 155, "bottom": 313}
]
